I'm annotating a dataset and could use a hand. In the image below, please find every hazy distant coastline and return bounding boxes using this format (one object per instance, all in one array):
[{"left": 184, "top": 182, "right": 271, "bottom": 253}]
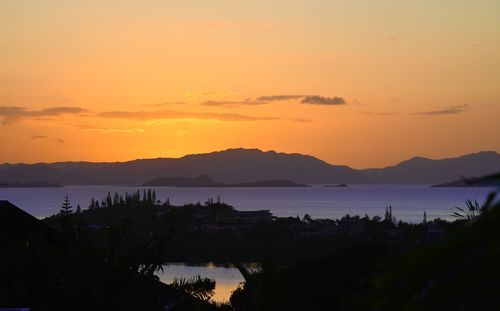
[
  {"left": 143, "top": 175, "right": 308, "bottom": 187},
  {"left": 0, "top": 181, "right": 62, "bottom": 188},
  {"left": 431, "top": 172, "right": 500, "bottom": 188}
]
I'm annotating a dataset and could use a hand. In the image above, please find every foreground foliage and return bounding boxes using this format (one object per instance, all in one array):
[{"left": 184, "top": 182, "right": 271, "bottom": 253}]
[{"left": 227, "top": 190, "right": 500, "bottom": 310}]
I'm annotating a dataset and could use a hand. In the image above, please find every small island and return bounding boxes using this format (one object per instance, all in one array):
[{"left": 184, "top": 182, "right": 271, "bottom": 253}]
[
  {"left": 431, "top": 180, "right": 476, "bottom": 188},
  {"left": 324, "top": 183, "right": 347, "bottom": 188},
  {"left": 143, "top": 174, "right": 309, "bottom": 187}
]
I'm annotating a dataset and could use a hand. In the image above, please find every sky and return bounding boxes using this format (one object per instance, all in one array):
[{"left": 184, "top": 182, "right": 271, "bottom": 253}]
[{"left": 1, "top": 0, "right": 499, "bottom": 168}]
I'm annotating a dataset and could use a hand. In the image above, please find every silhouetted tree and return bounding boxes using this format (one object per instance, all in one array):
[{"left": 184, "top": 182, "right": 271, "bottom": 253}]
[
  {"left": 303, "top": 214, "right": 313, "bottom": 224},
  {"left": 147, "top": 189, "right": 152, "bottom": 204},
  {"left": 384, "top": 207, "right": 390, "bottom": 222},
  {"left": 106, "top": 192, "right": 112, "bottom": 208},
  {"left": 60, "top": 195, "right": 73, "bottom": 216},
  {"left": 384, "top": 205, "right": 396, "bottom": 224},
  {"left": 59, "top": 195, "right": 75, "bottom": 239}
]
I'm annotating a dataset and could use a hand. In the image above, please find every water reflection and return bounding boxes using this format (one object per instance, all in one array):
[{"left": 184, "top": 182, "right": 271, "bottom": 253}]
[{"left": 157, "top": 263, "right": 247, "bottom": 302}]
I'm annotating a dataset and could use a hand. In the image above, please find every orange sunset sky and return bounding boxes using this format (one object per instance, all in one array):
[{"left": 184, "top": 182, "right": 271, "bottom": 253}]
[{"left": 1, "top": 1, "right": 499, "bottom": 168}]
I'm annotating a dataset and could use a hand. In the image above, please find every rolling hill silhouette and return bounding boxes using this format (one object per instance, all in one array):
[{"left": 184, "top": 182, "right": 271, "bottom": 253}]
[{"left": 0, "top": 148, "right": 499, "bottom": 185}]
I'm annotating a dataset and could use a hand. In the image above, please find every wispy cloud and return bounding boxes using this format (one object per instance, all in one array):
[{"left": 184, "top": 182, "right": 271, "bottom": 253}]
[
  {"left": 70, "top": 123, "right": 147, "bottom": 134},
  {"left": 200, "top": 100, "right": 267, "bottom": 107},
  {"left": 255, "top": 95, "right": 306, "bottom": 101},
  {"left": 0, "top": 106, "right": 87, "bottom": 125},
  {"left": 96, "top": 110, "right": 281, "bottom": 122},
  {"left": 301, "top": 96, "right": 346, "bottom": 105},
  {"left": 470, "top": 42, "right": 495, "bottom": 48},
  {"left": 202, "top": 94, "right": 347, "bottom": 107},
  {"left": 144, "top": 102, "right": 187, "bottom": 107},
  {"left": 413, "top": 104, "right": 470, "bottom": 116},
  {"left": 361, "top": 111, "right": 399, "bottom": 116},
  {"left": 101, "top": 128, "right": 146, "bottom": 134},
  {"left": 184, "top": 91, "right": 233, "bottom": 99},
  {"left": 390, "top": 97, "right": 403, "bottom": 103},
  {"left": 186, "top": 20, "right": 273, "bottom": 30},
  {"left": 31, "top": 135, "right": 48, "bottom": 139},
  {"left": 29, "top": 135, "right": 64, "bottom": 143}
]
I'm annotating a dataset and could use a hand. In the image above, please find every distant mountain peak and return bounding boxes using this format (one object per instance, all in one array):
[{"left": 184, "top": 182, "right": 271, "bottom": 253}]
[{"left": 395, "top": 156, "right": 431, "bottom": 167}]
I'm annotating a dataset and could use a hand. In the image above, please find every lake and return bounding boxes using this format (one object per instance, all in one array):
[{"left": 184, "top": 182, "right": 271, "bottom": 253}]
[
  {"left": 157, "top": 263, "right": 247, "bottom": 303},
  {"left": 0, "top": 184, "right": 495, "bottom": 222}
]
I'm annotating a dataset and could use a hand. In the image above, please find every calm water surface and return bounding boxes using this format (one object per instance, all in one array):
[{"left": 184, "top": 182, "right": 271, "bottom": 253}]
[
  {"left": 158, "top": 263, "right": 245, "bottom": 302},
  {"left": 0, "top": 185, "right": 495, "bottom": 222}
]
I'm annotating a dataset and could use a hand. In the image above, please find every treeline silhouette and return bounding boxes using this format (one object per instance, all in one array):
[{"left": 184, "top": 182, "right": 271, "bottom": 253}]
[
  {"left": 88, "top": 189, "right": 165, "bottom": 209},
  {"left": 53, "top": 190, "right": 448, "bottom": 265}
]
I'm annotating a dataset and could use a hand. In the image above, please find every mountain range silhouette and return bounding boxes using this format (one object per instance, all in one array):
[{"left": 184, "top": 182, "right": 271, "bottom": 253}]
[{"left": 0, "top": 148, "right": 499, "bottom": 185}]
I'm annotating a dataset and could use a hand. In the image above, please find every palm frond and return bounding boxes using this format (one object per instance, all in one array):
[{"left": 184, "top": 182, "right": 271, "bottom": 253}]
[{"left": 172, "top": 275, "right": 216, "bottom": 300}]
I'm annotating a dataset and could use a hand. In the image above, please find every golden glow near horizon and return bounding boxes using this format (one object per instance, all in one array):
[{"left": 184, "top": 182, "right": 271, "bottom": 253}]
[{"left": 1, "top": 1, "right": 499, "bottom": 168}]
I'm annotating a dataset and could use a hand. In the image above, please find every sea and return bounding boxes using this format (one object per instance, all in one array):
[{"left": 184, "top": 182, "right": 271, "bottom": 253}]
[
  {"left": 0, "top": 184, "right": 495, "bottom": 222},
  {"left": 1, "top": 184, "right": 496, "bottom": 302}
]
